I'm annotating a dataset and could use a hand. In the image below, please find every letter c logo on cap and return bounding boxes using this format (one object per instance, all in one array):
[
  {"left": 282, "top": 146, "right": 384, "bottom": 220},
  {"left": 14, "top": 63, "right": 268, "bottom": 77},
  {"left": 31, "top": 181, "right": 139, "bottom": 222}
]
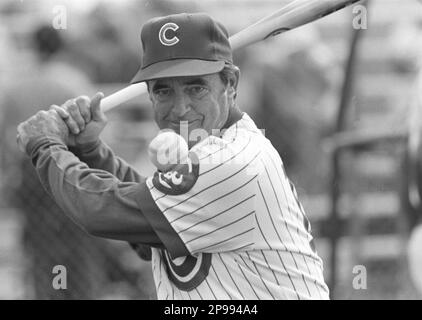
[{"left": 159, "top": 22, "right": 179, "bottom": 46}]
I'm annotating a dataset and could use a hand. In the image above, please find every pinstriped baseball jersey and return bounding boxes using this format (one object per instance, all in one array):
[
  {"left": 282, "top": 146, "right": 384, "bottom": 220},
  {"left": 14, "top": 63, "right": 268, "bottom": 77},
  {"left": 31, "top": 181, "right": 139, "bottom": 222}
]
[{"left": 139, "top": 113, "right": 329, "bottom": 300}]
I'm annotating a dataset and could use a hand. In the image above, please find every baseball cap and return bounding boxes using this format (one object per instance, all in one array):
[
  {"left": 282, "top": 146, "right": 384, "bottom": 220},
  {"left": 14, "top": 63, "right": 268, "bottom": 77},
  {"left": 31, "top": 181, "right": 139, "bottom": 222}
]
[{"left": 130, "top": 13, "right": 233, "bottom": 84}]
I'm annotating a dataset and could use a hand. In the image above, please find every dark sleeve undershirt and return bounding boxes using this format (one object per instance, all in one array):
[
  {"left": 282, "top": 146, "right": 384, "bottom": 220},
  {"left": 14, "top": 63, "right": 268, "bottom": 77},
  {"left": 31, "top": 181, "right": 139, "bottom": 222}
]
[{"left": 27, "top": 136, "right": 164, "bottom": 247}]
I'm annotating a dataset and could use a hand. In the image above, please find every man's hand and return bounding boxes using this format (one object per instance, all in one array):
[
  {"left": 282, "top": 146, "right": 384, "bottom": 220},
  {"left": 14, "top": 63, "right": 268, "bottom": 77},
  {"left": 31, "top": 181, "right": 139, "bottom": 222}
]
[
  {"left": 50, "top": 92, "right": 106, "bottom": 147},
  {"left": 17, "top": 109, "right": 69, "bottom": 153}
]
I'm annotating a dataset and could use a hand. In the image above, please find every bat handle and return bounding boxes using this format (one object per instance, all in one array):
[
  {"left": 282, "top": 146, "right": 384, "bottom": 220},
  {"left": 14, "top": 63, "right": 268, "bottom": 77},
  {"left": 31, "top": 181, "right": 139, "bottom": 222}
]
[{"left": 100, "top": 82, "right": 148, "bottom": 113}]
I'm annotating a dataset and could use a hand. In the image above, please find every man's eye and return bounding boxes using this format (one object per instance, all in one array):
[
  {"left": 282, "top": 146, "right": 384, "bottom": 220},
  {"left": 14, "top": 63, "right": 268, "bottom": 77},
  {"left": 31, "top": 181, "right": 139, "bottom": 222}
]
[
  {"left": 187, "top": 86, "right": 208, "bottom": 98},
  {"left": 153, "top": 88, "right": 172, "bottom": 99}
]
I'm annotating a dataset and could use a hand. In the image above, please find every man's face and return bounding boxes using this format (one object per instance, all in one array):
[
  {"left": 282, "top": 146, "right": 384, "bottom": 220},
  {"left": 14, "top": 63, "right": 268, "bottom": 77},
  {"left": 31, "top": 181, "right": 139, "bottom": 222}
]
[{"left": 148, "top": 73, "right": 231, "bottom": 146}]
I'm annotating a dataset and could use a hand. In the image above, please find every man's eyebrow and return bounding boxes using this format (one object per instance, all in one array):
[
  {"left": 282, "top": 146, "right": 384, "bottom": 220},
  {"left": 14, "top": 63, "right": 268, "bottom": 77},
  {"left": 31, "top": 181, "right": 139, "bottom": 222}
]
[{"left": 183, "top": 78, "right": 208, "bottom": 86}]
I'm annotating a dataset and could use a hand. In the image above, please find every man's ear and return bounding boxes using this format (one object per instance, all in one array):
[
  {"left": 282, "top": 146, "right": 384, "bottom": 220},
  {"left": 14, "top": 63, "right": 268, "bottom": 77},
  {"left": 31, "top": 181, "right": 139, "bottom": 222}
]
[{"left": 228, "top": 67, "right": 240, "bottom": 100}]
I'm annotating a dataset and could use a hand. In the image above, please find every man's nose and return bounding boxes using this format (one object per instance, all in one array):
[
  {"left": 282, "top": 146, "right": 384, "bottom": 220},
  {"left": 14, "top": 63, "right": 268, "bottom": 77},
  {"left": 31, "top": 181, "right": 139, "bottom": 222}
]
[{"left": 171, "top": 93, "right": 191, "bottom": 117}]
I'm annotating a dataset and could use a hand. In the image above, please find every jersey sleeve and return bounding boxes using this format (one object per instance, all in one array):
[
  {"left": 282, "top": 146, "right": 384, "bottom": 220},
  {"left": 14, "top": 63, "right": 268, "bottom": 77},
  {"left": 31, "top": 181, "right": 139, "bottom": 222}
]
[{"left": 135, "top": 133, "right": 260, "bottom": 258}]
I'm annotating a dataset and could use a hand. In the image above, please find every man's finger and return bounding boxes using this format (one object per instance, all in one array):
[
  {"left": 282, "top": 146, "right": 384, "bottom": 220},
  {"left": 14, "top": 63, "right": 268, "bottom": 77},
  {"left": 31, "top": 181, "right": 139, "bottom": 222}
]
[
  {"left": 75, "top": 96, "right": 92, "bottom": 123},
  {"left": 62, "top": 100, "right": 80, "bottom": 134},
  {"left": 50, "top": 104, "right": 69, "bottom": 120},
  {"left": 90, "top": 92, "right": 105, "bottom": 121},
  {"left": 67, "top": 102, "right": 85, "bottom": 132}
]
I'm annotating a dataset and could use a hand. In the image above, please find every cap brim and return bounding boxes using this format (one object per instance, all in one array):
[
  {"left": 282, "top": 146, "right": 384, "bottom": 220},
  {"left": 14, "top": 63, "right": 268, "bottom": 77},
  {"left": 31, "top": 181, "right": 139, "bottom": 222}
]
[{"left": 130, "top": 59, "right": 226, "bottom": 84}]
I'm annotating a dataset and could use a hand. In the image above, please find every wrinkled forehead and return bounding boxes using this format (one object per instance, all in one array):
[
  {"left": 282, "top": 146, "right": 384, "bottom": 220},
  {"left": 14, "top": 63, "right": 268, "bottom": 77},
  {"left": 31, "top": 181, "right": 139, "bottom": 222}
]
[{"left": 148, "top": 73, "right": 221, "bottom": 89}]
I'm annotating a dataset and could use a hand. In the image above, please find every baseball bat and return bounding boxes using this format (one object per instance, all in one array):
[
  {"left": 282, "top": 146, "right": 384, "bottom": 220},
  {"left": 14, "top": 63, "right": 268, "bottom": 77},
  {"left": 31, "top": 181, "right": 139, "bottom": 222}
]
[{"left": 101, "top": 0, "right": 361, "bottom": 112}]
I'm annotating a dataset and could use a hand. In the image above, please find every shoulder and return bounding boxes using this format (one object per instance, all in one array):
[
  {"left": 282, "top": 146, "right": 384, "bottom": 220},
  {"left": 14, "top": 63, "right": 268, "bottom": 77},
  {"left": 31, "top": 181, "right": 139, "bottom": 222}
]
[
  {"left": 193, "top": 121, "right": 262, "bottom": 172},
  {"left": 193, "top": 113, "right": 264, "bottom": 159}
]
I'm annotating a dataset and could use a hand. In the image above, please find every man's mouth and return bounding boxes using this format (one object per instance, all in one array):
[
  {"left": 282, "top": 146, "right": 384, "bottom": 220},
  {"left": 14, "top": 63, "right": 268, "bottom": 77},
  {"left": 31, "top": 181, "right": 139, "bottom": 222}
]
[{"left": 169, "top": 120, "right": 201, "bottom": 127}]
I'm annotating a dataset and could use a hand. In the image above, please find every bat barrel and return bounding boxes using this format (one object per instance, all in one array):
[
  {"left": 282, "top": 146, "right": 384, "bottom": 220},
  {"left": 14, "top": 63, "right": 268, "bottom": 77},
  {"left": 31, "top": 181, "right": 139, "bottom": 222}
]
[
  {"left": 101, "top": 82, "right": 148, "bottom": 113},
  {"left": 230, "top": 0, "right": 360, "bottom": 50}
]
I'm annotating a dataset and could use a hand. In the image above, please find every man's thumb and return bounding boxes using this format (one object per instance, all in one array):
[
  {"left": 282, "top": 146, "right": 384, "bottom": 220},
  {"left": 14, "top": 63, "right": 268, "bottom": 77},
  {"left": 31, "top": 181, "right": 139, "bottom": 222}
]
[{"left": 90, "top": 92, "right": 105, "bottom": 121}]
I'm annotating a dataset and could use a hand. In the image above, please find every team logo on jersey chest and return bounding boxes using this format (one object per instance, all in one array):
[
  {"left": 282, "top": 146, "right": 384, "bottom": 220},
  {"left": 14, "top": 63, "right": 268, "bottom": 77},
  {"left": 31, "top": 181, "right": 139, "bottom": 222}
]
[
  {"left": 152, "top": 152, "right": 200, "bottom": 195},
  {"left": 162, "top": 251, "right": 212, "bottom": 291}
]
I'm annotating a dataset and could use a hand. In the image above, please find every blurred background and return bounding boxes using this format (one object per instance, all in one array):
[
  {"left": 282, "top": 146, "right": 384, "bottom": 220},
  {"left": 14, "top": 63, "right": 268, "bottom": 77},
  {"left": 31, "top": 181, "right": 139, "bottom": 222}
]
[{"left": 0, "top": 0, "right": 422, "bottom": 299}]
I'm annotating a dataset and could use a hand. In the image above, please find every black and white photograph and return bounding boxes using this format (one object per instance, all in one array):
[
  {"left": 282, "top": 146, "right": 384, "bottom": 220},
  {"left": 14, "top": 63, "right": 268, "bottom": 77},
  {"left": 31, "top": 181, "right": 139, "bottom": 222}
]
[{"left": 1, "top": 0, "right": 422, "bottom": 304}]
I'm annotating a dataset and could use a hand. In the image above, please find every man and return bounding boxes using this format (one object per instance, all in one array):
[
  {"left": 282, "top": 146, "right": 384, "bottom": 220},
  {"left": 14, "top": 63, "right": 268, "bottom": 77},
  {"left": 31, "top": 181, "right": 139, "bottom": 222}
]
[{"left": 17, "top": 13, "right": 329, "bottom": 300}]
